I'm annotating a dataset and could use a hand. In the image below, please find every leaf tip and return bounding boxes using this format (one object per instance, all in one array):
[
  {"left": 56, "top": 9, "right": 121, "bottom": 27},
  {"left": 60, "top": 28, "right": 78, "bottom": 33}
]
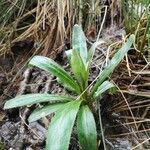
[
  {"left": 129, "top": 34, "right": 135, "bottom": 43},
  {"left": 4, "top": 101, "right": 11, "bottom": 109},
  {"left": 28, "top": 116, "right": 34, "bottom": 123}
]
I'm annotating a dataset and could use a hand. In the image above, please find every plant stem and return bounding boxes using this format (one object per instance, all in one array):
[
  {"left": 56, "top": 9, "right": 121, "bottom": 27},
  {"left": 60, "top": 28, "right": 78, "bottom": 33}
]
[{"left": 98, "top": 101, "right": 106, "bottom": 150}]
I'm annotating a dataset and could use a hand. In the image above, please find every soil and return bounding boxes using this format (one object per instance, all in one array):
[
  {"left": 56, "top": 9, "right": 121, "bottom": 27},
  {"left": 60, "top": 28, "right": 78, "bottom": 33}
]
[{"left": 0, "top": 26, "right": 150, "bottom": 150}]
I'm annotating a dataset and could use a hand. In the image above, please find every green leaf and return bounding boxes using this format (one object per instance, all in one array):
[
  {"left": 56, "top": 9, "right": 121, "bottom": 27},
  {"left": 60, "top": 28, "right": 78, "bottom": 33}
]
[
  {"left": 46, "top": 100, "right": 82, "bottom": 150},
  {"left": 56, "top": 77, "right": 77, "bottom": 92},
  {"left": 91, "top": 34, "right": 135, "bottom": 95},
  {"left": 29, "top": 56, "right": 81, "bottom": 94},
  {"left": 72, "top": 24, "right": 88, "bottom": 66},
  {"left": 77, "top": 105, "right": 97, "bottom": 150},
  {"left": 94, "top": 80, "right": 115, "bottom": 98},
  {"left": 4, "top": 94, "right": 75, "bottom": 109},
  {"left": 71, "top": 49, "right": 88, "bottom": 90},
  {"left": 87, "top": 40, "right": 105, "bottom": 68},
  {"left": 66, "top": 48, "right": 88, "bottom": 90},
  {"left": 28, "top": 103, "right": 64, "bottom": 122},
  {"left": 65, "top": 49, "right": 73, "bottom": 62}
]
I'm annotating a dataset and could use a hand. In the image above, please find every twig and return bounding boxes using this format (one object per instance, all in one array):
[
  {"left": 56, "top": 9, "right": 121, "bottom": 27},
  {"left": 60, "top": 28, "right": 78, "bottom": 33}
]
[
  {"left": 96, "top": 6, "right": 107, "bottom": 42},
  {"left": 132, "top": 137, "right": 150, "bottom": 150},
  {"left": 17, "top": 68, "right": 32, "bottom": 95},
  {"left": 19, "top": 109, "right": 43, "bottom": 140},
  {"left": 129, "top": 63, "right": 149, "bottom": 86}
]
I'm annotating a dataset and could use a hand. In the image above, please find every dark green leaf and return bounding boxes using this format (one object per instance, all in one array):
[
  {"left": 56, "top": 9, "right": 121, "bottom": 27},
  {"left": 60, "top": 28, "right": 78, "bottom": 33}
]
[
  {"left": 4, "top": 94, "right": 75, "bottom": 109},
  {"left": 71, "top": 49, "right": 88, "bottom": 90},
  {"left": 28, "top": 103, "right": 64, "bottom": 122},
  {"left": 29, "top": 56, "right": 81, "bottom": 94},
  {"left": 91, "top": 34, "right": 135, "bottom": 95},
  {"left": 46, "top": 100, "right": 82, "bottom": 150},
  {"left": 56, "top": 77, "right": 77, "bottom": 92},
  {"left": 77, "top": 105, "right": 97, "bottom": 150}
]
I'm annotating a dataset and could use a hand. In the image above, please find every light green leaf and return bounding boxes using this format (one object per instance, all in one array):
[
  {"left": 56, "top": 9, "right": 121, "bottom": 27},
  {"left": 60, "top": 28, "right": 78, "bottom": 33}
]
[
  {"left": 72, "top": 24, "right": 88, "bottom": 66},
  {"left": 65, "top": 49, "right": 73, "bottom": 62},
  {"left": 91, "top": 34, "right": 135, "bottom": 95},
  {"left": 87, "top": 40, "right": 105, "bottom": 68},
  {"left": 77, "top": 105, "right": 97, "bottom": 150},
  {"left": 71, "top": 49, "right": 88, "bottom": 90},
  {"left": 94, "top": 80, "right": 115, "bottom": 98},
  {"left": 28, "top": 103, "right": 64, "bottom": 122},
  {"left": 29, "top": 56, "right": 81, "bottom": 94},
  {"left": 46, "top": 100, "right": 82, "bottom": 150},
  {"left": 4, "top": 94, "right": 75, "bottom": 109}
]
